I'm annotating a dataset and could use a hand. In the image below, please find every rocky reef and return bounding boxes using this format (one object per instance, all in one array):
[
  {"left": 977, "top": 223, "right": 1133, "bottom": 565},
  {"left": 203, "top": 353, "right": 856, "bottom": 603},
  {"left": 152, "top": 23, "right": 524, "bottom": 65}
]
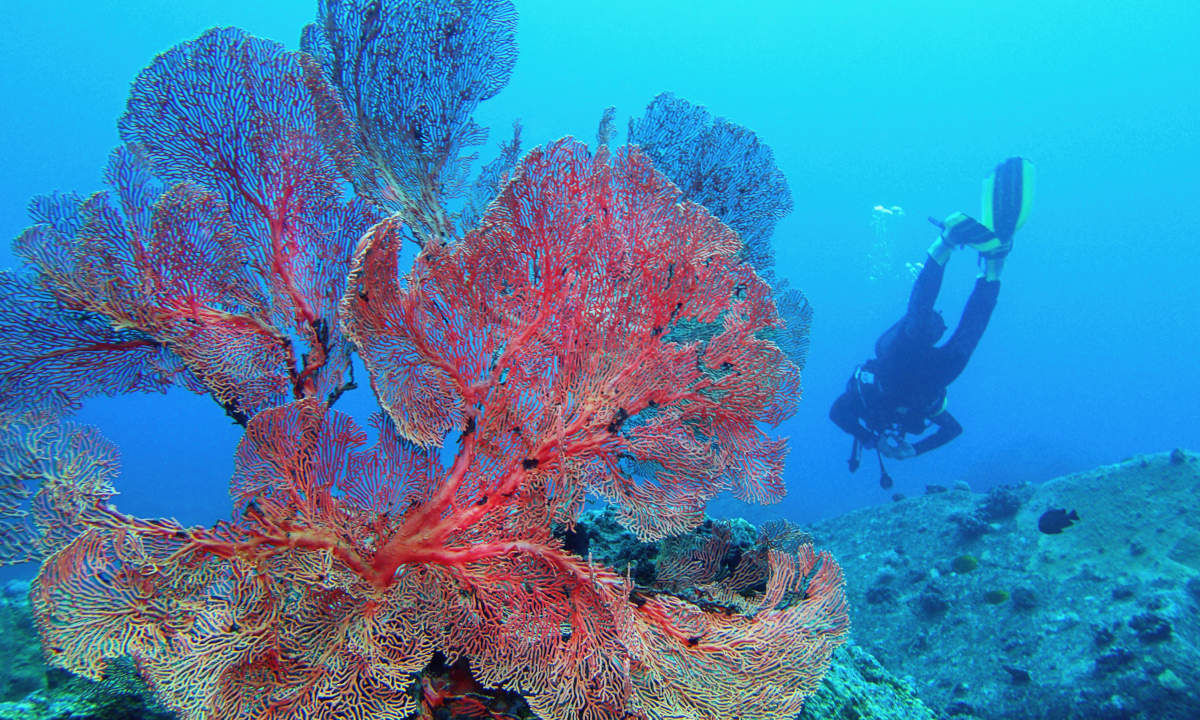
[{"left": 811, "top": 449, "right": 1200, "bottom": 720}]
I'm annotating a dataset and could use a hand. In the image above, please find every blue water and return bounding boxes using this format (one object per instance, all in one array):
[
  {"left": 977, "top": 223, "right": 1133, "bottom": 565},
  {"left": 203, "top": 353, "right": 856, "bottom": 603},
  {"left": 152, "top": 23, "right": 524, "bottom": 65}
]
[{"left": 1, "top": 0, "right": 1196, "bottom": 533}]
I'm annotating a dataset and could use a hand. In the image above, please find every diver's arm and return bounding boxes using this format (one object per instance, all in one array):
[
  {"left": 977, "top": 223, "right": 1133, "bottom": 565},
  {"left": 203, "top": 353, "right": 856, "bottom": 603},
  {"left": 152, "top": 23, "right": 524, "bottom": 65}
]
[
  {"left": 829, "top": 391, "right": 878, "bottom": 448},
  {"left": 913, "top": 409, "right": 962, "bottom": 455}
]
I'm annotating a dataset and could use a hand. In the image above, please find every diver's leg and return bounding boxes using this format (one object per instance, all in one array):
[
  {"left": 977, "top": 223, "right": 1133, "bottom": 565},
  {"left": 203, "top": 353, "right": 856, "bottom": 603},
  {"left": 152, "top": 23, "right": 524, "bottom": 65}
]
[
  {"left": 906, "top": 237, "right": 952, "bottom": 317},
  {"left": 981, "top": 256, "right": 1005, "bottom": 281},
  {"left": 927, "top": 235, "right": 955, "bottom": 267},
  {"left": 875, "top": 238, "right": 952, "bottom": 359},
  {"left": 935, "top": 277, "right": 1000, "bottom": 384}
]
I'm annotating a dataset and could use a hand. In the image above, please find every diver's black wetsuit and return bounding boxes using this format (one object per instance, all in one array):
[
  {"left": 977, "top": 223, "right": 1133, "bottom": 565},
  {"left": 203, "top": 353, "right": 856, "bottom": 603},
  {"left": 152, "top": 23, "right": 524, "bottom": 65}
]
[{"left": 830, "top": 260, "right": 999, "bottom": 455}]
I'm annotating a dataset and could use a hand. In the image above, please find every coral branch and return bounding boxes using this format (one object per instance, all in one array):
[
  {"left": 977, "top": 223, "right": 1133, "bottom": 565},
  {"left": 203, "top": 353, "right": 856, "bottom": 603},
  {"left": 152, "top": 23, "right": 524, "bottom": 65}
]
[
  {"left": 303, "top": 0, "right": 518, "bottom": 243},
  {"left": 0, "top": 404, "right": 118, "bottom": 566},
  {"left": 4, "top": 29, "right": 379, "bottom": 418},
  {"left": 629, "top": 92, "right": 792, "bottom": 275}
]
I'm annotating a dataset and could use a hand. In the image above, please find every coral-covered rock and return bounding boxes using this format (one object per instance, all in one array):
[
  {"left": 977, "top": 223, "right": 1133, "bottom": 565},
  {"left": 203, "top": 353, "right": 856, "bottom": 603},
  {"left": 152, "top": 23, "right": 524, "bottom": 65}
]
[{"left": 811, "top": 450, "right": 1200, "bottom": 719}]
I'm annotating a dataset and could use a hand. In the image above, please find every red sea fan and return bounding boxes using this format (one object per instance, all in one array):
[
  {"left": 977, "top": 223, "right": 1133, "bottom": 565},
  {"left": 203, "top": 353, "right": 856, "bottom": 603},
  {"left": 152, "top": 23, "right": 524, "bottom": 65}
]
[
  {"left": 4, "top": 2, "right": 843, "bottom": 717},
  {"left": 0, "top": 402, "right": 119, "bottom": 566},
  {"left": 2, "top": 29, "right": 378, "bottom": 420},
  {"left": 302, "top": 0, "right": 520, "bottom": 243},
  {"left": 344, "top": 140, "right": 799, "bottom": 538},
  {"left": 27, "top": 140, "right": 847, "bottom": 720}
]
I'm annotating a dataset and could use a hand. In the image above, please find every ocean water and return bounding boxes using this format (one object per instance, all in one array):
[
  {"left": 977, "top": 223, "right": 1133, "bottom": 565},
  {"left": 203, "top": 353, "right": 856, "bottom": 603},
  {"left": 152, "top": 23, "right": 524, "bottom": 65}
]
[
  {"left": 1, "top": 1, "right": 1197, "bottom": 525},
  {"left": 0, "top": 1, "right": 1197, "bottom": 718}
]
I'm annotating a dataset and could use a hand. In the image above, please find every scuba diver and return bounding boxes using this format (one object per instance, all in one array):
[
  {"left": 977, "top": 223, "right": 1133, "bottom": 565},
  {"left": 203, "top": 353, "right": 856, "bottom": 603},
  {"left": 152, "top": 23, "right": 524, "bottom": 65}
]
[{"left": 830, "top": 157, "right": 1035, "bottom": 488}]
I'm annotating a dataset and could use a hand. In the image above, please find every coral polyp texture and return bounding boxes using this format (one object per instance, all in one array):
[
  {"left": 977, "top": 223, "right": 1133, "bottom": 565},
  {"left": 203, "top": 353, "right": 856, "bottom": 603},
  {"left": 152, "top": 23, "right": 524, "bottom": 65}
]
[
  {"left": 628, "top": 92, "right": 792, "bottom": 278},
  {"left": 628, "top": 92, "right": 813, "bottom": 369},
  {"left": 0, "top": 2, "right": 846, "bottom": 719}
]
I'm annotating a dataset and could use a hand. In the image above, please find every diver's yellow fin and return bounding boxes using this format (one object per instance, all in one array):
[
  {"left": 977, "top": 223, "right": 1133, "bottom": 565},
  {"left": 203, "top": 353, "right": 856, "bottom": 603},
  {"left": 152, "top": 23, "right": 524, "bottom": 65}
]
[{"left": 981, "top": 157, "right": 1036, "bottom": 240}]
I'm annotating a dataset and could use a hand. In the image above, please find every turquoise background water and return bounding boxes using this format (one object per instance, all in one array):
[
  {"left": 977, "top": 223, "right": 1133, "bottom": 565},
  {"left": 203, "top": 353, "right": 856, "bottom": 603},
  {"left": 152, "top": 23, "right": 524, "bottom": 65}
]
[{"left": 0, "top": 0, "right": 1196, "bottom": 526}]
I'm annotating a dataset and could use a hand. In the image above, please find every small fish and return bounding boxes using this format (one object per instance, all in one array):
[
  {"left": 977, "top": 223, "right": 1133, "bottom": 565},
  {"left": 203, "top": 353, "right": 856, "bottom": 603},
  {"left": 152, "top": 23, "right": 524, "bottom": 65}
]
[{"left": 1038, "top": 508, "right": 1080, "bottom": 535}]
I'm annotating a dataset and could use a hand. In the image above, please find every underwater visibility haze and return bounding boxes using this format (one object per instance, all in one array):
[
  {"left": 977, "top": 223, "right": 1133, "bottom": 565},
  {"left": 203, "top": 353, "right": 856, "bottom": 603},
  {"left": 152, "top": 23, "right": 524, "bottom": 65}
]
[{"left": 0, "top": 1, "right": 1197, "bottom": 719}]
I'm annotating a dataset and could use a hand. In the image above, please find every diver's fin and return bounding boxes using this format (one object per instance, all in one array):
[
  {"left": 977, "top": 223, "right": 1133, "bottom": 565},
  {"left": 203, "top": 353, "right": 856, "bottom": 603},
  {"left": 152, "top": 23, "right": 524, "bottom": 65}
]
[
  {"left": 936, "top": 211, "right": 996, "bottom": 249},
  {"left": 981, "top": 157, "right": 1036, "bottom": 241}
]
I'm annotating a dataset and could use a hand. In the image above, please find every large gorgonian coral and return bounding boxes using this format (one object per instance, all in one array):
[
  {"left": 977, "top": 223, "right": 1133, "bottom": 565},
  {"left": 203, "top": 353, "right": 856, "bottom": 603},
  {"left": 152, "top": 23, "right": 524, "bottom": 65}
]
[{"left": 0, "top": 2, "right": 846, "bottom": 719}]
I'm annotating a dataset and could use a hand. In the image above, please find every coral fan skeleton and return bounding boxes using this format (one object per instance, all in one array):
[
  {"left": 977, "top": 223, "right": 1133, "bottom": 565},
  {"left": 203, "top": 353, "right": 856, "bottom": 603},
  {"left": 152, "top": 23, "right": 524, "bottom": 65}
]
[{"left": 0, "top": 1, "right": 847, "bottom": 719}]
